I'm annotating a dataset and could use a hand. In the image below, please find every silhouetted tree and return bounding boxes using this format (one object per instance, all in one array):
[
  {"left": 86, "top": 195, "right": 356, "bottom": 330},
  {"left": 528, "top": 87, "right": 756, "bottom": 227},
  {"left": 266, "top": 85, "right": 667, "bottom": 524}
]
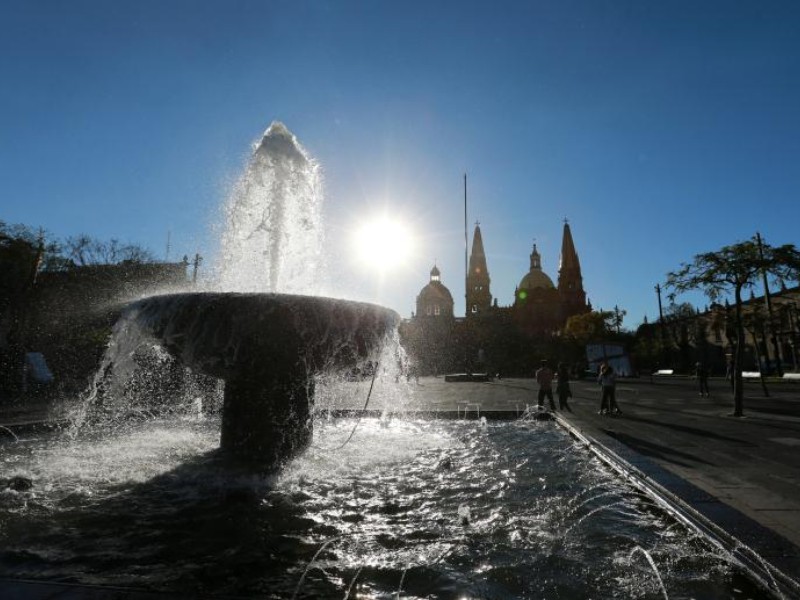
[
  {"left": 564, "top": 310, "right": 616, "bottom": 345},
  {"left": 666, "top": 236, "right": 800, "bottom": 416},
  {"left": 63, "top": 235, "right": 155, "bottom": 266}
]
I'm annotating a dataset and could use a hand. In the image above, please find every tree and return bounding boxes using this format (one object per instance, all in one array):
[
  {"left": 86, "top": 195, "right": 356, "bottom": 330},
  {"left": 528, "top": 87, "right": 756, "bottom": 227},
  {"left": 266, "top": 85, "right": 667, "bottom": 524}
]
[
  {"left": 0, "top": 220, "right": 66, "bottom": 272},
  {"left": 660, "top": 302, "right": 706, "bottom": 370},
  {"left": 633, "top": 320, "right": 665, "bottom": 372},
  {"left": 612, "top": 304, "right": 627, "bottom": 333},
  {"left": 63, "top": 235, "right": 155, "bottom": 266},
  {"left": 564, "top": 310, "right": 616, "bottom": 345},
  {"left": 741, "top": 300, "right": 771, "bottom": 397},
  {"left": 666, "top": 236, "right": 800, "bottom": 416}
]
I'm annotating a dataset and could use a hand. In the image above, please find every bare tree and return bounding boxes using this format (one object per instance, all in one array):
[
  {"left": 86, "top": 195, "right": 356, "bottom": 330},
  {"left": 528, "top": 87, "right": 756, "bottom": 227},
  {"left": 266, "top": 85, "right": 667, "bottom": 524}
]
[{"left": 64, "top": 235, "right": 155, "bottom": 266}]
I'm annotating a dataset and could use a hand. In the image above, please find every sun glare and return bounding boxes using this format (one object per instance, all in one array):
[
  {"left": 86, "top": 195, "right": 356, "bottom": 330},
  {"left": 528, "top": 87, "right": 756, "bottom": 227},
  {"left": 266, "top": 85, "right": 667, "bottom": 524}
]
[{"left": 353, "top": 216, "right": 414, "bottom": 270}]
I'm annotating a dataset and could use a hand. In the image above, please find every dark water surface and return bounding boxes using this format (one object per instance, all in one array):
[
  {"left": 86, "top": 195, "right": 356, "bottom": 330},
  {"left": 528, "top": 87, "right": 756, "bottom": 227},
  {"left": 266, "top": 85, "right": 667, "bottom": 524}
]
[{"left": 1, "top": 416, "right": 763, "bottom": 598}]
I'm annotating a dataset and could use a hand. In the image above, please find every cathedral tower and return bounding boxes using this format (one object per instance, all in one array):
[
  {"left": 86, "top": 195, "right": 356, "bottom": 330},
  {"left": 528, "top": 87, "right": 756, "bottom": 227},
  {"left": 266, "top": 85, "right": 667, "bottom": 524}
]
[
  {"left": 557, "top": 220, "right": 588, "bottom": 318},
  {"left": 467, "top": 222, "right": 492, "bottom": 315}
]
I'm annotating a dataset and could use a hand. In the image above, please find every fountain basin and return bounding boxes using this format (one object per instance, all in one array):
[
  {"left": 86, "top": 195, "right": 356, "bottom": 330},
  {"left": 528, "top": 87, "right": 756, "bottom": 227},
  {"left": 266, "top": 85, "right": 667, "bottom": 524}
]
[
  {"left": 122, "top": 292, "right": 399, "bottom": 466},
  {"left": 0, "top": 416, "right": 766, "bottom": 598}
]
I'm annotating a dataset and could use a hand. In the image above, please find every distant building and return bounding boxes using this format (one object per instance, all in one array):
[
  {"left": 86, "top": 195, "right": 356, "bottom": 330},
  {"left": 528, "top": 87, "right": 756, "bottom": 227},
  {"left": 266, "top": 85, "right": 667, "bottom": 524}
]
[
  {"left": 401, "top": 220, "right": 592, "bottom": 375},
  {"left": 433, "top": 220, "right": 591, "bottom": 331},
  {"left": 512, "top": 221, "right": 590, "bottom": 333},
  {"left": 704, "top": 285, "right": 800, "bottom": 373},
  {"left": 639, "top": 284, "right": 800, "bottom": 374},
  {"left": 416, "top": 264, "right": 454, "bottom": 319}
]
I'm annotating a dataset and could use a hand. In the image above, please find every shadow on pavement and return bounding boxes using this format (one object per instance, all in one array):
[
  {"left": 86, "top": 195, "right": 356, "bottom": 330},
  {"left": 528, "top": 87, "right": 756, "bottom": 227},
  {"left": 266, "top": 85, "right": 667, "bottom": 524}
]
[
  {"left": 620, "top": 414, "right": 754, "bottom": 446},
  {"left": 746, "top": 405, "right": 800, "bottom": 417},
  {"left": 602, "top": 430, "right": 714, "bottom": 468},
  {"left": 486, "top": 381, "right": 534, "bottom": 392}
]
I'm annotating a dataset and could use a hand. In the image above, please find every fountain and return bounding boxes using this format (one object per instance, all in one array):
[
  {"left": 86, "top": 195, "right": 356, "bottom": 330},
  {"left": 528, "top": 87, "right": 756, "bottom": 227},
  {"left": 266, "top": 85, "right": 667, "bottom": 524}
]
[
  {"left": 121, "top": 292, "right": 397, "bottom": 464},
  {"left": 101, "top": 122, "right": 398, "bottom": 467},
  {"left": 0, "top": 122, "right": 783, "bottom": 598}
]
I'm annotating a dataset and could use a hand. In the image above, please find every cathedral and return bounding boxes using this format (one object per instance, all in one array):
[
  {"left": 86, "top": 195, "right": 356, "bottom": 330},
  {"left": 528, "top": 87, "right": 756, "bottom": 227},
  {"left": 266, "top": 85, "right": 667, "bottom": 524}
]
[{"left": 414, "top": 220, "right": 590, "bottom": 334}]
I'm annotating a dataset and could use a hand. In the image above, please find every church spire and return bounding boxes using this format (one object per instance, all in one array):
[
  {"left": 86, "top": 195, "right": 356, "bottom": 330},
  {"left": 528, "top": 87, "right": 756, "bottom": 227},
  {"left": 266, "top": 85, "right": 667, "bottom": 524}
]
[
  {"left": 467, "top": 221, "right": 492, "bottom": 315},
  {"left": 558, "top": 220, "right": 588, "bottom": 316},
  {"left": 559, "top": 219, "right": 580, "bottom": 272}
]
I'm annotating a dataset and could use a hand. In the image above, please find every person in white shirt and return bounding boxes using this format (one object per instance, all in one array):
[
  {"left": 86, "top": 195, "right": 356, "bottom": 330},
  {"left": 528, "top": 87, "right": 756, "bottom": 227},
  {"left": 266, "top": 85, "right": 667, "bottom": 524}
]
[{"left": 598, "top": 363, "right": 622, "bottom": 415}]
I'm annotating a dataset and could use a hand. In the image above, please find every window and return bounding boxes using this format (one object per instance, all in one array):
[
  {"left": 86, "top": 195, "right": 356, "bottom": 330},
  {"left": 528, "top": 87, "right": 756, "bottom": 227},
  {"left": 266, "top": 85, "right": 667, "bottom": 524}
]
[{"left": 434, "top": 305, "right": 441, "bottom": 316}]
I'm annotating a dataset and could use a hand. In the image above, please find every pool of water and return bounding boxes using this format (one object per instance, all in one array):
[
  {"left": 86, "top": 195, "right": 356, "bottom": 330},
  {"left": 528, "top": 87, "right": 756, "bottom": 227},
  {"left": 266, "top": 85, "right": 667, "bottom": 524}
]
[{"left": 1, "top": 415, "right": 763, "bottom": 598}]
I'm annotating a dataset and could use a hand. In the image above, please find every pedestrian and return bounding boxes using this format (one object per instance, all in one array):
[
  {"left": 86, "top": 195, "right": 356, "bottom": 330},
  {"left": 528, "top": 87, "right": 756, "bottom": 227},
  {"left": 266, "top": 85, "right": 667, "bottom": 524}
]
[
  {"left": 556, "top": 362, "right": 573, "bottom": 411},
  {"left": 695, "top": 362, "right": 710, "bottom": 397},
  {"left": 725, "top": 356, "right": 734, "bottom": 392},
  {"left": 535, "top": 359, "right": 556, "bottom": 410},
  {"left": 598, "top": 363, "right": 621, "bottom": 415}
]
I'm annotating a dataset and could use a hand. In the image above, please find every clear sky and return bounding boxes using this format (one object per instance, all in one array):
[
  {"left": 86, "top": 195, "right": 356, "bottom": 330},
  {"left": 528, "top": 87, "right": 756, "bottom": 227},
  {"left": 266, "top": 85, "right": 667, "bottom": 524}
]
[{"left": 2, "top": 0, "right": 799, "bottom": 326}]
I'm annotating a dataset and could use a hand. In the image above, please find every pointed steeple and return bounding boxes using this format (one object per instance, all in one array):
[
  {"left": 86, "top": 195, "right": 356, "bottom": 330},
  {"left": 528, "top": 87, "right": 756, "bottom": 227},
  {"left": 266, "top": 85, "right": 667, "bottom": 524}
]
[
  {"left": 559, "top": 219, "right": 581, "bottom": 273},
  {"left": 557, "top": 220, "right": 588, "bottom": 317},
  {"left": 469, "top": 222, "right": 489, "bottom": 277},
  {"left": 467, "top": 222, "right": 492, "bottom": 316}
]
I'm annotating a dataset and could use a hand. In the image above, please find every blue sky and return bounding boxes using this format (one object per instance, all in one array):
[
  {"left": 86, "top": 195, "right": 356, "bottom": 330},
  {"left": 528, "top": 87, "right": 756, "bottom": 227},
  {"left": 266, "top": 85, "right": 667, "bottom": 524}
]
[{"left": 2, "top": 0, "right": 799, "bottom": 325}]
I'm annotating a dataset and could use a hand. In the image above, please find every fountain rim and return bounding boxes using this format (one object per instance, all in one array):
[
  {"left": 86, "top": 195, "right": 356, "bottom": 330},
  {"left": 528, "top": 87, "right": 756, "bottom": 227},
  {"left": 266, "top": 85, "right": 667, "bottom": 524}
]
[{"left": 554, "top": 413, "right": 800, "bottom": 599}]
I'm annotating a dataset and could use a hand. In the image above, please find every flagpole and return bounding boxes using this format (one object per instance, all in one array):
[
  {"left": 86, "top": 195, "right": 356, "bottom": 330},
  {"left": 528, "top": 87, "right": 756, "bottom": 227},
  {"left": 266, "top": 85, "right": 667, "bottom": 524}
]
[{"left": 464, "top": 173, "right": 468, "bottom": 317}]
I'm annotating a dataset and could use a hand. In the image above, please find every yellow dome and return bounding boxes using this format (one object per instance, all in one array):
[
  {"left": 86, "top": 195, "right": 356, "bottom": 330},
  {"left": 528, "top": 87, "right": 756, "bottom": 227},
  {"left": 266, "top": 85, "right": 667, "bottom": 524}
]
[{"left": 518, "top": 270, "right": 555, "bottom": 290}]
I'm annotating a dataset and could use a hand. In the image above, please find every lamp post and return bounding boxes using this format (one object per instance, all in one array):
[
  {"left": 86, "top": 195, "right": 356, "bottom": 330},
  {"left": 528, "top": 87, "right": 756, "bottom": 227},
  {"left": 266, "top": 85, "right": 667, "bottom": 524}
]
[
  {"left": 788, "top": 301, "right": 800, "bottom": 371},
  {"left": 756, "top": 232, "right": 783, "bottom": 376},
  {"left": 655, "top": 283, "right": 668, "bottom": 366}
]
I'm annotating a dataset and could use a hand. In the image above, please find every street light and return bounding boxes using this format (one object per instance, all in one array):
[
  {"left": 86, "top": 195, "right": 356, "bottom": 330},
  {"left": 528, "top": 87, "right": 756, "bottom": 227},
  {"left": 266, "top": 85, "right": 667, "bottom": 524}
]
[{"left": 655, "top": 284, "right": 668, "bottom": 366}]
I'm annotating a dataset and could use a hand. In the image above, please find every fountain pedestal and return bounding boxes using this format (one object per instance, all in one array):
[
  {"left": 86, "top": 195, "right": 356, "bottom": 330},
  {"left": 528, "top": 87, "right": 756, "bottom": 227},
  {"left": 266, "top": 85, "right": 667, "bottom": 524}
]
[
  {"left": 121, "top": 292, "right": 398, "bottom": 468},
  {"left": 221, "top": 362, "right": 313, "bottom": 464}
]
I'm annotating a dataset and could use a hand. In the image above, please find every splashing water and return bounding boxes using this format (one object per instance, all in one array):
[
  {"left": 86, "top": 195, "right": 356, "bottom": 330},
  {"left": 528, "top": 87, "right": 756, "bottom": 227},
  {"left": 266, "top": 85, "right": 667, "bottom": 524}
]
[
  {"left": 214, "top": 121, "right": 324, "bottom": 294},
  {"left": 630, "top": 546, "right": 670, "bottom": 600}
]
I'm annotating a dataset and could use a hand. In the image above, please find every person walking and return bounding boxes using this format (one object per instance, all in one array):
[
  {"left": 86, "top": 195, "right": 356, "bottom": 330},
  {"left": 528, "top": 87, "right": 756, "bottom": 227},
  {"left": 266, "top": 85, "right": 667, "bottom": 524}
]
[
  {"left": 556, "top": 362, "right": 573, "bottom": 412},
  {"left": 598, "top": 363, "right": 621, "bottom": 415},
  {"left": 695, "top": 362, "right": 710, "bottom": 397},
  {"left": 535, "top": 359, "right": 556, "bottom": 410}
]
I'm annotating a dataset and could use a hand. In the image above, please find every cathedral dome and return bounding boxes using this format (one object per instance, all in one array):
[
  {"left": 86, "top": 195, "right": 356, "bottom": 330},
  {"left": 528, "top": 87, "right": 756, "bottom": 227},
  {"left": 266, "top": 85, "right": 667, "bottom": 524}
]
[
  {"left": 415, "top": 264, "right": 454, "bottom": 318},
  {"left": 518, "top": 269, "right": 555, "bottom": 290},
  {"left": 418, "top": 281, "right": 454, "bottom": 304}
]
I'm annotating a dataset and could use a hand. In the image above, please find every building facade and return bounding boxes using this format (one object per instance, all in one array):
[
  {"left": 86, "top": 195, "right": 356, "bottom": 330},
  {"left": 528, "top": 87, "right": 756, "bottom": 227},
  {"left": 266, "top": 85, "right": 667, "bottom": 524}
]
[
  {"left": 401, "top": 220, "right": 591, "bottom": 375},
  {"left": 637, "top": 285, "right": 800, "bottom": 374}
]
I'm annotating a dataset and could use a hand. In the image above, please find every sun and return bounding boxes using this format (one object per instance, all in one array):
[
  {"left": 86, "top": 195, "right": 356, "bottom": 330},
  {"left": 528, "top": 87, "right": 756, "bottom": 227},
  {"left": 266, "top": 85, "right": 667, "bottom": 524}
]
[{"left": 352, "top": 216, "right": 415, "bottom": 270}]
